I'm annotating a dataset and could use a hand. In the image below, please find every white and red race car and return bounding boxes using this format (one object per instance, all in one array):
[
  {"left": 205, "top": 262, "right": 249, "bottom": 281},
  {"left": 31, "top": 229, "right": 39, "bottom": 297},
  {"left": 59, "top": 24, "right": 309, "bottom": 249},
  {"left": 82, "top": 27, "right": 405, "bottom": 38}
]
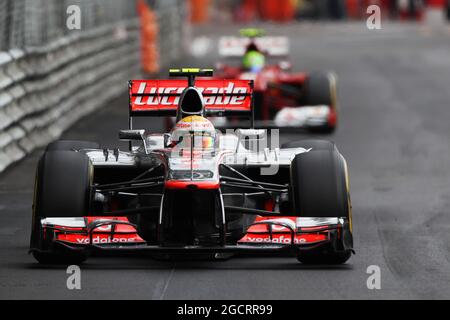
[
  {"left": 214, "top": 29, "right": 339, "bottom": 132},
  {"left": 30, "top": 69, "right": 353, "bottom": 265}
]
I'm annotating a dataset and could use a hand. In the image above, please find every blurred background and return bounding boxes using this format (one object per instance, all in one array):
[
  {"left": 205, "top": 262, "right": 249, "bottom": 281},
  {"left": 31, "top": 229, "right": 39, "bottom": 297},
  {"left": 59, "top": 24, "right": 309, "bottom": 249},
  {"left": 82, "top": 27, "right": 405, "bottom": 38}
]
[
  {"left": 1, "top": 0, "right": 450, "bottom": 173},
  {"left": 0, "top": 0, "right": 449, "bottom": 173}
]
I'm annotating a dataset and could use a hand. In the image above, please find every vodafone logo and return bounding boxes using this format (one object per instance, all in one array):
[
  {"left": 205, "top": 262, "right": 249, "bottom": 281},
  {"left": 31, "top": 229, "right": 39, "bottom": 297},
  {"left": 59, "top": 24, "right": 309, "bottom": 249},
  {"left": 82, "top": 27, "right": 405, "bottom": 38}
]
[
  {"left": 245, "top": 236, "right": 307, "bottom": 244},
  {"left": 132, "top": 82, "right": 248, "bottom": 106},
  {"left": 76, "top": 236, "right": 140, "bottom": 244}
]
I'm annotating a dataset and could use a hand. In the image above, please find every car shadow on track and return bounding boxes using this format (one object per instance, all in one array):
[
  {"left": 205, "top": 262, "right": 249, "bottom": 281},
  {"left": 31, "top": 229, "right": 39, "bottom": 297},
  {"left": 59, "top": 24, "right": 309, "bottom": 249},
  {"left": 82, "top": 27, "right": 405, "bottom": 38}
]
[{"left": 21, "top": 255, "right": 354, "bottom": 271}]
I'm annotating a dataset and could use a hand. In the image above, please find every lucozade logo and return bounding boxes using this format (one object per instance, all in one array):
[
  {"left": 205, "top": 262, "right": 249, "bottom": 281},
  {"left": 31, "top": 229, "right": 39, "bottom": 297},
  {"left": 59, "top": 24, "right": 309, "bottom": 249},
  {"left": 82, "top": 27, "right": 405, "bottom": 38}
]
[{"left": 132, "top": 82, "right": 249, "bottom": 106}]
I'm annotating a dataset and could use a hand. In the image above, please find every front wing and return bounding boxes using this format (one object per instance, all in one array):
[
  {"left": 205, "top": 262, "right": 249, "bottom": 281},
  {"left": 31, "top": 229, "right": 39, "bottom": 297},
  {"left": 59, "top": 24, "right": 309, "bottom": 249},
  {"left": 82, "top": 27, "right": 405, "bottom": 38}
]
[{"left": 31, "top": 215, "right": 352, "bottom": 257}]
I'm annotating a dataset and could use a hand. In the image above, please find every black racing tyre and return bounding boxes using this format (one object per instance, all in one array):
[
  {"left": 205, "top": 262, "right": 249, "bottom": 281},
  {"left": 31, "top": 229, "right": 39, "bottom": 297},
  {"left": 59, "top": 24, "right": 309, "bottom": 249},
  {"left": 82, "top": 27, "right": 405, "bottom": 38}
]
[
  {"left": 447, "top": 1, "right": 450, "bottom": 21},
  {"left": 280, "top": 140, "right": 339, "bottom": 215},
  {"left": 281, "top": 139, "right": 336, "bottom": 151},
  {"left": 304, "top": 72, "right": 335, "bottom": 106},
  {"left": 290, "top": 149, "right": 349, "bottom": 218},
  {"left": 290, "top": 149, "right": 352, "bottom": 264},
  {"left": 31, "top": 151, "right": 92, "bottom": 264},
  {"left": 34, "top": 151, "right": 92, "bottom": 218},
  {"left": 303, "top": 72, "right": 337, "bottom": 133},
  {"left": 46, "top": 140, "right": 100, "bottom": 151},
  {"left": 253, "top": 91, "right": 265, "bottom": 120}
]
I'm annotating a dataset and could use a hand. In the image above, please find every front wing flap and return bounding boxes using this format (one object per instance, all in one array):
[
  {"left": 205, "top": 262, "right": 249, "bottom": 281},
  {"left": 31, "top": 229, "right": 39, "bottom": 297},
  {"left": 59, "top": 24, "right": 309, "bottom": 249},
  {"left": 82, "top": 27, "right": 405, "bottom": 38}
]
[{"left": 31, "top": 216, "right": 352, "bottom": 256}]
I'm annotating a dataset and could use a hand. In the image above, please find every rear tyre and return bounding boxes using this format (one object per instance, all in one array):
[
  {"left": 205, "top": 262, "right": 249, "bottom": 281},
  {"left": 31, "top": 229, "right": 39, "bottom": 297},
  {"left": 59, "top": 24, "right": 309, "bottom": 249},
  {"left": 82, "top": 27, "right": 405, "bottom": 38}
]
[
  {"left": 46, "top": 140, "right": 99, "bottom": 151},
  {"left": 31, "top": 151, "right": 92, "bottom": 264},
  {"left": 290, "top": 149, "right": 352, "bottom": 264},
  {"left": 303, "top": 72, "right": 337, "bottom": 133},
  {"left": 253, "top": 91, "right": 265, "bottom": 120}
]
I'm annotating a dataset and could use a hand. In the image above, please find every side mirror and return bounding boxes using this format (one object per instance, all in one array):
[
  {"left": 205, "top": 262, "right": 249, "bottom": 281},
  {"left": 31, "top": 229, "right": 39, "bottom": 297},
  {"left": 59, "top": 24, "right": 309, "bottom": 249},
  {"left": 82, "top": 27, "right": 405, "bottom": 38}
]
[
  {"left": 163, "top": 133, "right": 171, "bottom": 148},
  {"left": 118, "top": 129, "right": 145, "bottom": 141}
]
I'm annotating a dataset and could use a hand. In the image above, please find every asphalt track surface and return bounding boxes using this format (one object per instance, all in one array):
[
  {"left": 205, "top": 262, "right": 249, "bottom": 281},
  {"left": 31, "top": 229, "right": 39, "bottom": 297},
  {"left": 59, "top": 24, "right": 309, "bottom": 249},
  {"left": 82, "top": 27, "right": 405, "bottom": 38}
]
[{"left": 2, "top": 22, "right": 450, "bottom": 299}]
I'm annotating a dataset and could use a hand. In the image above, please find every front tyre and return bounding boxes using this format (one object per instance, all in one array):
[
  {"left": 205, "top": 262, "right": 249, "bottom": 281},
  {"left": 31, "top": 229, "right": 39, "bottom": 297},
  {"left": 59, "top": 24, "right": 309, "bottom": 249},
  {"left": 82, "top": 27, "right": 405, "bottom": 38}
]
[
  {"left": 30, "top": 151, "right": 92, "bottom": 264},
  {"left": 290, "top": 148, "right": 353, "bottom": 264},
  {"left": 281, "top": 139, "right": 336, "bottom": 151},
  {"left": 46, "top": 140, "right": 100, "bottom": 151}
]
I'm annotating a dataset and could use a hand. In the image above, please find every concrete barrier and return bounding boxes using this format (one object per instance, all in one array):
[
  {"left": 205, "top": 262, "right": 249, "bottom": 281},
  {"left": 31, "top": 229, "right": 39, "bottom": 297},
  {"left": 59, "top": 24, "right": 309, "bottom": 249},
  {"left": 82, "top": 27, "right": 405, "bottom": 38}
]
[{"left": 0, "top": 20, "right": 140, "bottom": 173}]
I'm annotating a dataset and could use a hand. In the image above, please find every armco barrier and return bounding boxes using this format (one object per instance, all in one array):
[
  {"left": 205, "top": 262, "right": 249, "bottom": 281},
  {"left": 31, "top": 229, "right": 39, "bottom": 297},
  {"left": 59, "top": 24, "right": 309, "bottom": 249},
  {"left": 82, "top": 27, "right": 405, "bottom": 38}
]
[{"left": 0, "top": 20, "right": 141, "bottom": 173}]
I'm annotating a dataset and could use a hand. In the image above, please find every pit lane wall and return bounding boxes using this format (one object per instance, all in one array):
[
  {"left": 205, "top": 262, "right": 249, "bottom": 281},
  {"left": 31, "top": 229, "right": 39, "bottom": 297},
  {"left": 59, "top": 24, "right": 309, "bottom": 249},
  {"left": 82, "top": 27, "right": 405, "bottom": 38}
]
[{"left": 0, "top": 0, "right": 187, "bottom": 173}]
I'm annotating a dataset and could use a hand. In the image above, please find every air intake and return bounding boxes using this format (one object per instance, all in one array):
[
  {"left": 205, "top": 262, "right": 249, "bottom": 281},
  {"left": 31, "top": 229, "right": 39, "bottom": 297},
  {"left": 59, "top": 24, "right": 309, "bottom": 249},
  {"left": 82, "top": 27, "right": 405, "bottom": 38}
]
[{"left": 178, "top": 87, "right": 205, "bottom": 119}]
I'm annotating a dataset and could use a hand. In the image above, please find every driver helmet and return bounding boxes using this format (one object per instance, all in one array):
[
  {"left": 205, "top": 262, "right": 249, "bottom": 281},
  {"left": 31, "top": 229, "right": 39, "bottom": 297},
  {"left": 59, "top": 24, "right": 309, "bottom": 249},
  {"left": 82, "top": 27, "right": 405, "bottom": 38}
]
[
  {"left": 242, "top": 50, "right": 265, "bottom": 72},
  {"left": 170, "top": 116, "right": 216, "bottom": 150}
]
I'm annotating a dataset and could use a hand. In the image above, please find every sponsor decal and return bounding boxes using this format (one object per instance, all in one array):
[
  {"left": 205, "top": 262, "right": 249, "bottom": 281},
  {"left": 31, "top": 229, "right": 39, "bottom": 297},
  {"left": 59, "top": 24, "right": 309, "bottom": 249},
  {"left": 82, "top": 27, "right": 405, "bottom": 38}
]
[
  {"left": 239, "top": 233, "right": 327, "bottom": 244},
  {"left": 51, "top": 217, "right": 145, "bottom": 245},
  {"left": 133, "top": 81, "right": 248, "bottom": 106},
  {"left": 245, "top": 235, "right": 307, "bottom": 244},
  {"left": 175, "top": 115, "right": 215, "bottom": 130},
  {"left": 133, "top": 85, "right": 184, "bottom": 106},
  {"left": 73, "top": 235, "right": 142, "bottom": 244}
]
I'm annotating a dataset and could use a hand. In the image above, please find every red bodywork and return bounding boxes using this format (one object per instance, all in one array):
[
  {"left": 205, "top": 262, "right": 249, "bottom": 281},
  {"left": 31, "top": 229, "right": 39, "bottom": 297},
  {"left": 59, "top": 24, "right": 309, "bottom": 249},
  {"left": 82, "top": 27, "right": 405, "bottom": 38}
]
[
  {"left": 130, "top": 79, "right": 253, "bottom": 114},
  {"left": 48, "top": 215, "right": 334, "bottom": 248},
  {"left": 48, "top": 217, "right": 145, "bottom": 246},
  {"left": 215, "top": 64, "right": 337, "bottom": 125},
  {"left": 238, "top": 216, "right": 329, "bottom": 245}
]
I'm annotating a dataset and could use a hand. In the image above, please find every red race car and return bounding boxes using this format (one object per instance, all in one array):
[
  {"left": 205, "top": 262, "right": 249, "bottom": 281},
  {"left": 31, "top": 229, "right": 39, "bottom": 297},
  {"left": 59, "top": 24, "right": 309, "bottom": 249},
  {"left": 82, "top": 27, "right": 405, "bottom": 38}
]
[{"left": 215, "top": 29, "right": 338, "bottom": 133}]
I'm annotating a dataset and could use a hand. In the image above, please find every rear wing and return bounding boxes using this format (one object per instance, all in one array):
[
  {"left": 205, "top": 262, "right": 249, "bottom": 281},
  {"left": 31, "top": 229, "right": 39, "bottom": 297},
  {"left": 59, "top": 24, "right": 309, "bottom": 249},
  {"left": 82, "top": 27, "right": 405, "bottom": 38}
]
[
  {"left": 218, "top": 36, "right": 289, "bottom": 57},
  {"left": 129, "top": 79, "right": 254, "bottom": 117}
]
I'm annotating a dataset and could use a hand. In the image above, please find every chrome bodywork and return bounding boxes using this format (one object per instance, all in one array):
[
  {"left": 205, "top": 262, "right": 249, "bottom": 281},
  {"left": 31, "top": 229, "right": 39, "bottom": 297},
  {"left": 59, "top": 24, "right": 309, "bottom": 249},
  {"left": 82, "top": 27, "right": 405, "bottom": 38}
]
[{"left": 83, "top": 131, "right": 309, "bottom": 181}]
